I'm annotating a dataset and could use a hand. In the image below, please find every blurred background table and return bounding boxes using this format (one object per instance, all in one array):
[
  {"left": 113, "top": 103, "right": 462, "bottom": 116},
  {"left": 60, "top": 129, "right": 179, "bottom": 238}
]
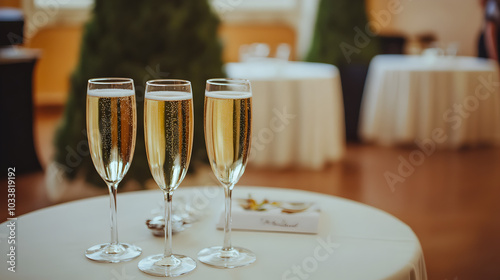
[
  {"left": 359, "top": 55, "right": 500, "bottom": 148},
  {"left": 226, "top": 61, "right": 345, "bottom": 169},
  {"left": 0, "top": 186, "right": 426, "bottom": 280}
]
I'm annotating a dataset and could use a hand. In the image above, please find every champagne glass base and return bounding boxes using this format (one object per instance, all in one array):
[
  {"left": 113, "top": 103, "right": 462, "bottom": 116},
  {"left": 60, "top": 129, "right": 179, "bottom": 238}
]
[
  {"left": 197, "top": 246, "right": 256, "bottom": 268},
  {"left": 138, "top": 254, "right": 196, "bottom": 277},
  {"left": 85, "top": 243, "right": 142, "bottom": 263}
]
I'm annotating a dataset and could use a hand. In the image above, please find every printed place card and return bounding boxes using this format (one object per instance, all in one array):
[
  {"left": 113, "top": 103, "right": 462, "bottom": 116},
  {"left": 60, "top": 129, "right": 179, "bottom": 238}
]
[{"left": 216, "top": 196, "right": 320, "bottom": 234}]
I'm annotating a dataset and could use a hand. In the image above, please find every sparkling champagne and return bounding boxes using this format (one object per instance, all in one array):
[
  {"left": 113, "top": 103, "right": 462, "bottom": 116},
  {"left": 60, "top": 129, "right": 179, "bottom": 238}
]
[
  {"left": 144, "top": 92, "right": 194, "bottom": 192},
  {"left": 204, "top": 91, "right": 252, "bottom": 186},
  {"left": 87, "top": 89, "right": 137, "bottom": 183}
]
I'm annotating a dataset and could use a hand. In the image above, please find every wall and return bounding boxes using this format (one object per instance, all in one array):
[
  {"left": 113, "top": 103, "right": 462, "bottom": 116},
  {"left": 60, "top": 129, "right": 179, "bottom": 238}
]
[
  {"left": 220, "top": 24, "right": 295, "bottom": 62},
  {"left": 0, "top": 0, "right": 20, "bottom": 8},
  {"left": 26, "top": 26, "right": 82, "bottom": 105}
]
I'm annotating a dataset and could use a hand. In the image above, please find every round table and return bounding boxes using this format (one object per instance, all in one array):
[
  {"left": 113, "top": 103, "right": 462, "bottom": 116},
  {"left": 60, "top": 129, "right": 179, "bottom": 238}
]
[
  {"left": 359, "top": 54, "right": 500, "bottom": 148},
  {"left": 0, "top": 186, "right": 426, "bottom": 280},
  {"left": 226, "top": 61, "right": 345, "bottom": 169}
]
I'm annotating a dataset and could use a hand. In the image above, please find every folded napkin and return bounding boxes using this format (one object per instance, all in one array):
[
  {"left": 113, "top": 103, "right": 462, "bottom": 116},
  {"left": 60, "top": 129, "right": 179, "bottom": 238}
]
[{"left": 216, "top": 195, "right": 320, "bottom": 234}]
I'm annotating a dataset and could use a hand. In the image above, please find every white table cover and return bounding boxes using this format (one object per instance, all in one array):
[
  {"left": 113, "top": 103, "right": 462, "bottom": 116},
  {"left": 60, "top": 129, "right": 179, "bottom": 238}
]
[
  {"left": 0, "top": 186, "right": 426, "bottom": 280},
  {"left": 226, "top": 61, "right": 345, "bottom": 169},
  {"left": 360, "top": 55, "right": 500, "bottom": 148}
]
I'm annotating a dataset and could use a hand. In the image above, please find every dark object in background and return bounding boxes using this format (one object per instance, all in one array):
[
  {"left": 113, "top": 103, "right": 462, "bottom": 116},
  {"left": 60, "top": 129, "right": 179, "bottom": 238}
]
[
  {"left": 339, "top": 36, "right": 406, "bottom": 141},
  {"left": 0, "top": 8, "right": 23, "bottom": 46},
  {"left": 338, "top": 64, "right": 369, "bottom": 142},
  {"left": 379, "top": 35, "right": 406, "bottom": 55},
  {"left": 0, "top": 8, "right": 42, "bottom": 175},
  {"left": 478, "top": 0, "right": 500, "bottom": 61},
  {"left": 416, "top": 33, "right": 437, "bottom": 50}
]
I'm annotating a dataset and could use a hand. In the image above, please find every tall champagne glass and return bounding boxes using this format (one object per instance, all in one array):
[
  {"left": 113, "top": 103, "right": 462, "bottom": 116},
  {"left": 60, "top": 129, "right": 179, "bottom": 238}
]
[
  {"left": 138, "top": 80, "right": 196, "bottom": 277},
  {"left": 85, "top": 78, "right": 142, "bottom": 262},
  {"left": 197, "top": 78, "right": 255, "bottom": 268}
]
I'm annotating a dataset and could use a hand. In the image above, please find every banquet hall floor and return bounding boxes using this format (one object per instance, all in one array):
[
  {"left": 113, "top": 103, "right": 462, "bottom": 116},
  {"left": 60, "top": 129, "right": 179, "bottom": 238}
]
[{"left": 2, "top": 106, "right": 499, "bottom": 280}]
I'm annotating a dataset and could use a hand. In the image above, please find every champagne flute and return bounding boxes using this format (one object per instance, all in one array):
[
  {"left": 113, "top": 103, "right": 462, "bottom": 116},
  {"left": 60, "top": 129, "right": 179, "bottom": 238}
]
[
  {"left": 197, "top": 78, "right": 255, "bottom": 268},
  {"left": 85, "top": 78, "right": 142, "bottom": 262},
  {"left": 138, "top": 80, "right": 196, "bottom": 277}
]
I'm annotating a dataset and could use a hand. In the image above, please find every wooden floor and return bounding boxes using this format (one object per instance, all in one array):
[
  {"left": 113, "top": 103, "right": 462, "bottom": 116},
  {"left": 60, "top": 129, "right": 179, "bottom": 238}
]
[{"left": 2, "top": 107, "right": 500, "bottom": 280}]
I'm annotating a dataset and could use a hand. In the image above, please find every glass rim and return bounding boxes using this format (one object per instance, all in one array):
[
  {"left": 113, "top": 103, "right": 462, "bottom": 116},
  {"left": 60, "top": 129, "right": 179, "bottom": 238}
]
[
  {"left": 207, "top": 78, "right": 250, "bottom": 86},
  {"left": 146, "top": 79, "right": 191, "bottom": 86},
  {"left": 88, "top": 77, "right": 133, "bottom": 85}
]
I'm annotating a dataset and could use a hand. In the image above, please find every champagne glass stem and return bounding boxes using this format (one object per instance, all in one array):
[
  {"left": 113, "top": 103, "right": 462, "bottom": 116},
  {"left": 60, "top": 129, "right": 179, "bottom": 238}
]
[
  {"left": 164, "top": 192, "right": 173, "bottom": 258},
  {"left": 107, "top": 182, "right": 119, "bottom": 246},
  {"left": 223, "top": 185, "right": 234, "bottom": 251}
]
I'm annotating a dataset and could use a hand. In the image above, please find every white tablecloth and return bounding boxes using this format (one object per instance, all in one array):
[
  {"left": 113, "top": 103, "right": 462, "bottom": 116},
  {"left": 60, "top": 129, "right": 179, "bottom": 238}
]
[
  {"left": 0, "top": 186, "right": 426, "bottom": 280},
  {"left": 359, "top": 55, "right": 500, "bottom": 148},
  {"left": 226, "top": 61, "right": 345, "bottom": 169}
]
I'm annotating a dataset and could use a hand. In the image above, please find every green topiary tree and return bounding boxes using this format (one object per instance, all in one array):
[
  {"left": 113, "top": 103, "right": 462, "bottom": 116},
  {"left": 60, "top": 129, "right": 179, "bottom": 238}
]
[
  {"left": 53, "top": 0, "right": 224, "bottom": 187},
  {"left": 306, "top": 0, "right": 380, "bottom": 66}
]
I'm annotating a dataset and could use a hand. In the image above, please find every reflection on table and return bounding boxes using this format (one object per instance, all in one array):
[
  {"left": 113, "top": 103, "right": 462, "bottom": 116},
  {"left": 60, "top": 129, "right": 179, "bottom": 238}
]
[
  {"left": 360, "top": 55, "right": 500, "bottom": 148},
  {"left": 0, "top": 186, "right": 427, "bottom": 280},
  {"left": 226, "top": 60, "right": 345, "bottom": 169}
]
